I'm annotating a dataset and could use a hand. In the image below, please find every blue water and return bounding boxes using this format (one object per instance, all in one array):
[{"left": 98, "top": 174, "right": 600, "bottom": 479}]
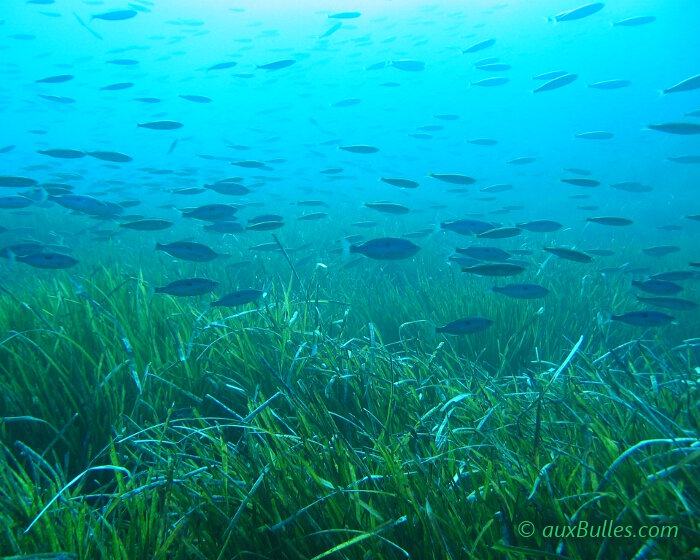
[{"left": 1, "top": 0, "right": 699, "bottom": 332}]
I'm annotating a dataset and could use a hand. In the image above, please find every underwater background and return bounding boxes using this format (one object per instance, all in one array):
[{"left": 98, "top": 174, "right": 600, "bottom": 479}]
[{"left": 1, "top": 0, "right": 699, "bottom": 558}]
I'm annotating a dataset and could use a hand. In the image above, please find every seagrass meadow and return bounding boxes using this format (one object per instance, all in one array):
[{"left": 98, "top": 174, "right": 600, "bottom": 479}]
[{"left": 1, "top": 0, "right": 700, "bottom": 558}]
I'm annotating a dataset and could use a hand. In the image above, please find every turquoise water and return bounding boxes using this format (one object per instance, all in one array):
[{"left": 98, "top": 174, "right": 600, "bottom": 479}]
[{"left": 1, "top": 1, "right": 700, "bottom": 558}]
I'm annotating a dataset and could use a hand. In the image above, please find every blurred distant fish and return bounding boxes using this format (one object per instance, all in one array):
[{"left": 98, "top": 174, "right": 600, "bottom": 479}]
[
  {"left": 257, "top": 59, "right": 296, "bottom": 70},
  {"left": 0, "top": 243, "right": 44, "bottom": 258},
  {"left": 52, "top": 194, "right": 123, "bottom": 217},
  {"left": 472, "top": 77, "right": 509, "bottom": 87},
  {"left": 17, "top": 252, "right": 78, "bottom": 269},
  {"left": 92, "top": 9, "right": 137, "bottom": 21},
  {"left": 120, "top": 219, "right": 173, "bottom": 231},
  {"left": 481, "top": 184, "right": 513, "bottom": 193},
  {"left": 350, "top": 237, "right": 420, "bottom": 260},
  {"left": 101, "top": 82, "right": 133, "bottom": 91},
  {"left": 668, "top": 155, "right": 700, "bottom": 164},
  {"left": 391, "top": 60, "right": 425, "bottom": 72},
  {"left": 328, "top": 11, "right": 360, "bottom": 19},
  {"left": 156, "top": 241, "right": 219, "bottom": 262},
  {"left": 332, "top": 98, "right": 361, "bottom": 107},
  {"left": 320, "top": 22, "right": 342, "bottom": 38},
  {"left": 297, "top": 200, "right": 328, "bottom": 207},
  {"left": 138, "top": 120, "right": 183, "bottom": 130},
  {"left": 39, "top": 94, "right": 75, "bottom": 104},
  {"left": 380, "top": 177, "right": 419, "bottom": 189},
  {"left": 203, "top": 221, "right": 243, "bottom": 233},
  {"left": 36, "top": 74, "right": 73, "bottom": 83},
  {"left": 246, "top": 220, "right": 284, "bottom": 231},
  {"left": 340, "top": 145, "right": 379, "bottom": 154},
  {"left": 476, "top": 63, "right": 511, "bottom": 72},
  {"left": 632, "top": 279, "right": 682, "bottom": 295},
  {"left": 107, "top": 58, "right": 139, "bottom": 65},
  {"left": 534, "top": 70, "right": 568, "bottom": 80},
  {"left": 565, "top": 168, "right": 591, "bottom": 175},
  {"left": 436, "top": 317, "right": 492, "bottom": 335},
  {"left": 575, "top": 131, "right": 613, "bottom": 139},
  {"left": 643, "top": 246, "right": 680, "bottom": 257},
  {"left": 456, "top": 246, "right": 511, "bottom": 262},
  {"left": 544, "top": 247, "right": 592, "bottom": 262},
  {"left": 518, "top": 220, "right": 562, "bottom": 232},
  {"left": 180, "top": 94, "right": 212, "bottom": 103},
  {"left": 207, "top": 61, "right": 237, "bottom": 71},
  {"left": 365, "top": 202, "right": 410, "bottom": 214},
  {"left": 298, "top": 212, "right": 328, "bottom": 221},
  {"left": 0, "top": 145, "right": 15, "bottom": 154},
  {"left": 172, "top": 187, "right": 205, "bottom": 196},
  {"left": 249, "top": 214, "right": 283, "bottom": 224},
  {"left": 462, "top": 263, "right": 525, "bottom": 276},
  {"left": 534, "top": 73, "right": 577, "bottom": 92},
  {"left": 205, "top": 182, "right": 250, "bottom": 195},
  {"left": 155, "top": 278, "right": 218, "bottom": 296},
  {"left": 611, "top": 310, "right": 674, "bottom": 327},
  {"left": 636, "top": 296, "right": 697, "bottom": 310},
  {"left": 211, "top": 289, "right": 263, "bottom": 307},
  {"left": 468, "top": 138, "right": 498, "bottom": 145},
  {"left": 663, "top": 74, "right": 700, "bottom": 94},
  {"left": 613, "top": 16, "right": 655, "bottom": 26},
  {"left": 0, "top": 176, "right": 37, "bottom": 188},
  {"left": 610, "top": 181, "right": 652, "bottom": 192},
  {"left": 587, "top": 216, "right": 633, "bottom": 226},
  {"left": 442, "top": 219, "right": 494, "bottom": 235},
  {"left": 462, "top": 39, "right": 496, "bottom": 54},
  {"left": 477, "top": 226, "right": 521, "bottom": 239},
  {"left": 551, "top": 3, "right": 604, "bottom": 22},
  {"left": 562, "top": 178, "right": 600, "bottom": 187},
  {"left": 588, "top": 79, "right": 630, "bottom": 89},
  {"left": 87, "top": 151, "right": 133, "bottom": 162},
  {"left": 507, "top": 157, "right": 535, "bottom": 165},
  {"left": 38, "top": 149, "right": 85, "bottom": 159},
  {"left": 492, "top": 283, "right": 549, "bottom": 299},
  {"left": 182, "top": 204, "right": 237, "bottom": 221},
  {"left": 648, "top": 122, "right": 700, "bottom": 135},
  {"left": 0, "top": 195, "right": 33, "bottom": 209},
  {"left": 430, "top": 173, "right": 475, "bottom": 185}
]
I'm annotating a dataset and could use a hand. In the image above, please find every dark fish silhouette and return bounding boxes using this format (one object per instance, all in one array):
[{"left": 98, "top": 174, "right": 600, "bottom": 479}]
[
  {"left": 17, "top": 252, "right": 78, "bottom": 269},
  {"left": 211, "top": 289, "right": 264, "bottom": 307},
  {"left": 463, "top": 39, "right": 496, "bottom": 54},
  {"left": 138, "top": 121, "right": 184, "bottom": 130},
  {"left": 92, "top": 9, "right": 137, "bottom": 21},
  {"left": 156, "top": 241, "right": 219, "bottom": 262},
  {"left": 552, "top": 3, "right": 604, "bottom": 22},
  {"left": 534, "top": 73, "right": 577, "bottom": 92},
  {"left": 350, "top": 237, "right": 420, "bottom": 260},
  {"left": 611, "top": 311, "right": 675, "bottom": 327},
  {"left": 155, "top": 278, "right": 218, "bottom": 296},
  {"left": 257, "top": 59, "right": 296, "bottom": 70}
]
